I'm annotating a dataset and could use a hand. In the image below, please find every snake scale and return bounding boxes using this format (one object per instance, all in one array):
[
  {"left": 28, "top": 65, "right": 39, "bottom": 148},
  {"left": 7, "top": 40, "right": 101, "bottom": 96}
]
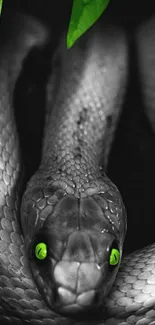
[{"left": 1, "top": 9, "right": 155, "bottom": 325}]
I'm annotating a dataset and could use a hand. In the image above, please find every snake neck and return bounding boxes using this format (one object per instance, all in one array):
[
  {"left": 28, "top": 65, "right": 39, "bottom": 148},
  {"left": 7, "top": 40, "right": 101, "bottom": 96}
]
[{"left": 38, "top": 25, "right": 128, "bottom": 196}]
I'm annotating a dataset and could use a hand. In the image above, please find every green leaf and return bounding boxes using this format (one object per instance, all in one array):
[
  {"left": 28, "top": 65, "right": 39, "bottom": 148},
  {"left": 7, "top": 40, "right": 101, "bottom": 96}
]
[
  {"left": 67, "top": 0, "right": 110, "bottom": 49},
  {"left": 0, "top": 0, "right": 3, "bottom": 15}
]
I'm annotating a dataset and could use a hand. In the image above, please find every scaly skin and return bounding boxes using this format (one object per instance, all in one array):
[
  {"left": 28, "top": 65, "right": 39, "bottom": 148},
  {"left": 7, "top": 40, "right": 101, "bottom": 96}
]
[
  {"left": 1, "top": 10, "right": 155, "bottom": 325},
  {"left": 21, "top": 17, "right": 127, "bottom": 315}
]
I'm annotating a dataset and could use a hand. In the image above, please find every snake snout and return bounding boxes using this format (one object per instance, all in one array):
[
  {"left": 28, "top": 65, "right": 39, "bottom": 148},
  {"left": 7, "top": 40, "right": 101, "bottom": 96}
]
[
  {"left": 49, "top": 232, "right": 120, "bottom": 315},
  {"left": 53, "top": 260, "right": 101, "bottom": 314}
]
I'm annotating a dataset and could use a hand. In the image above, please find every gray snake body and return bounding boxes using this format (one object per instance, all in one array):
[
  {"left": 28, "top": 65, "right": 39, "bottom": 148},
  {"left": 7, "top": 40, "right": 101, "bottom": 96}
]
[{"left": 1, "top": 10, "right": 155, "bottom": 325}]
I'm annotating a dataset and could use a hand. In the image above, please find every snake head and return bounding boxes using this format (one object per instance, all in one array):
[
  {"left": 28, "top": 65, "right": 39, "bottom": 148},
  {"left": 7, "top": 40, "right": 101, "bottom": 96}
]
[{"left": 22, "top": 187, "right": 126, "bottom": 317}]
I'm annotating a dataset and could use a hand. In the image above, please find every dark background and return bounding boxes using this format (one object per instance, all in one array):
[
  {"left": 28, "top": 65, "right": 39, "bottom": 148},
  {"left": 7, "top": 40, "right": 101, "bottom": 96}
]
[
  {"left": 1, "top": 1, "right": 155, "bottom": 254},
  {"left": 3, "top": 0, "right": 155, "bottom": 27}
]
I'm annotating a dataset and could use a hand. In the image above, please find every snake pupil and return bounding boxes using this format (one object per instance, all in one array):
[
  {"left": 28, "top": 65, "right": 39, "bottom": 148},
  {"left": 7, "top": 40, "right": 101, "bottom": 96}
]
[{"left": 38, "top": 248, "right": 41, "bottom": 255}]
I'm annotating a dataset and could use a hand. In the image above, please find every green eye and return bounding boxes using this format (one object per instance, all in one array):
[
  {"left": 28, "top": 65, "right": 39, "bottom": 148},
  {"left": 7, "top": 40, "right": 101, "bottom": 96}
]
[
  {"left": 109, "top": 248, "right": 120, "bottom": 266},
  {"left": 35, "top": 242, "right": 47, "bottom": 260}
]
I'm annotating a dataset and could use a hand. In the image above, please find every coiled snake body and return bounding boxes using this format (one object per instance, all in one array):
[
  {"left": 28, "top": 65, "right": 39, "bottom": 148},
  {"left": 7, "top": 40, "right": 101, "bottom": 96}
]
[{"left": 0, "top": 11, "right": 155, "bottom": 325}]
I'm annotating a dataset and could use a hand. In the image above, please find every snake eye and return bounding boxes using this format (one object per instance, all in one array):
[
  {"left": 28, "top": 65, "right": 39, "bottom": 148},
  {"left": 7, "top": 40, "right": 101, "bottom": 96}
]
[
  {"left": 109, "top": 248, "right": 120, "bottom": 266},
  {"left": 35, "top": 242, "right": 47, "bottom": 260}
]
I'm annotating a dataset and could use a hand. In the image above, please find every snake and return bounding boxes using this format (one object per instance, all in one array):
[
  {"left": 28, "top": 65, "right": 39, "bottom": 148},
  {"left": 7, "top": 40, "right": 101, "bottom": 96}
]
[{"left": 1, "top": 9, "right": 155, "bottom": 325}]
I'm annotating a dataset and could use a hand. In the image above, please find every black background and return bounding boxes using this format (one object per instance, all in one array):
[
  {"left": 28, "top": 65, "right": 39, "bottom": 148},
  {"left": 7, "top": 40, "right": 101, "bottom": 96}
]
[
  {"left": 1, "top": 0, "right": 155, "bottom": 255},
  {"left": 3, "top": 0, "right": 155, "bottom": 27}
]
